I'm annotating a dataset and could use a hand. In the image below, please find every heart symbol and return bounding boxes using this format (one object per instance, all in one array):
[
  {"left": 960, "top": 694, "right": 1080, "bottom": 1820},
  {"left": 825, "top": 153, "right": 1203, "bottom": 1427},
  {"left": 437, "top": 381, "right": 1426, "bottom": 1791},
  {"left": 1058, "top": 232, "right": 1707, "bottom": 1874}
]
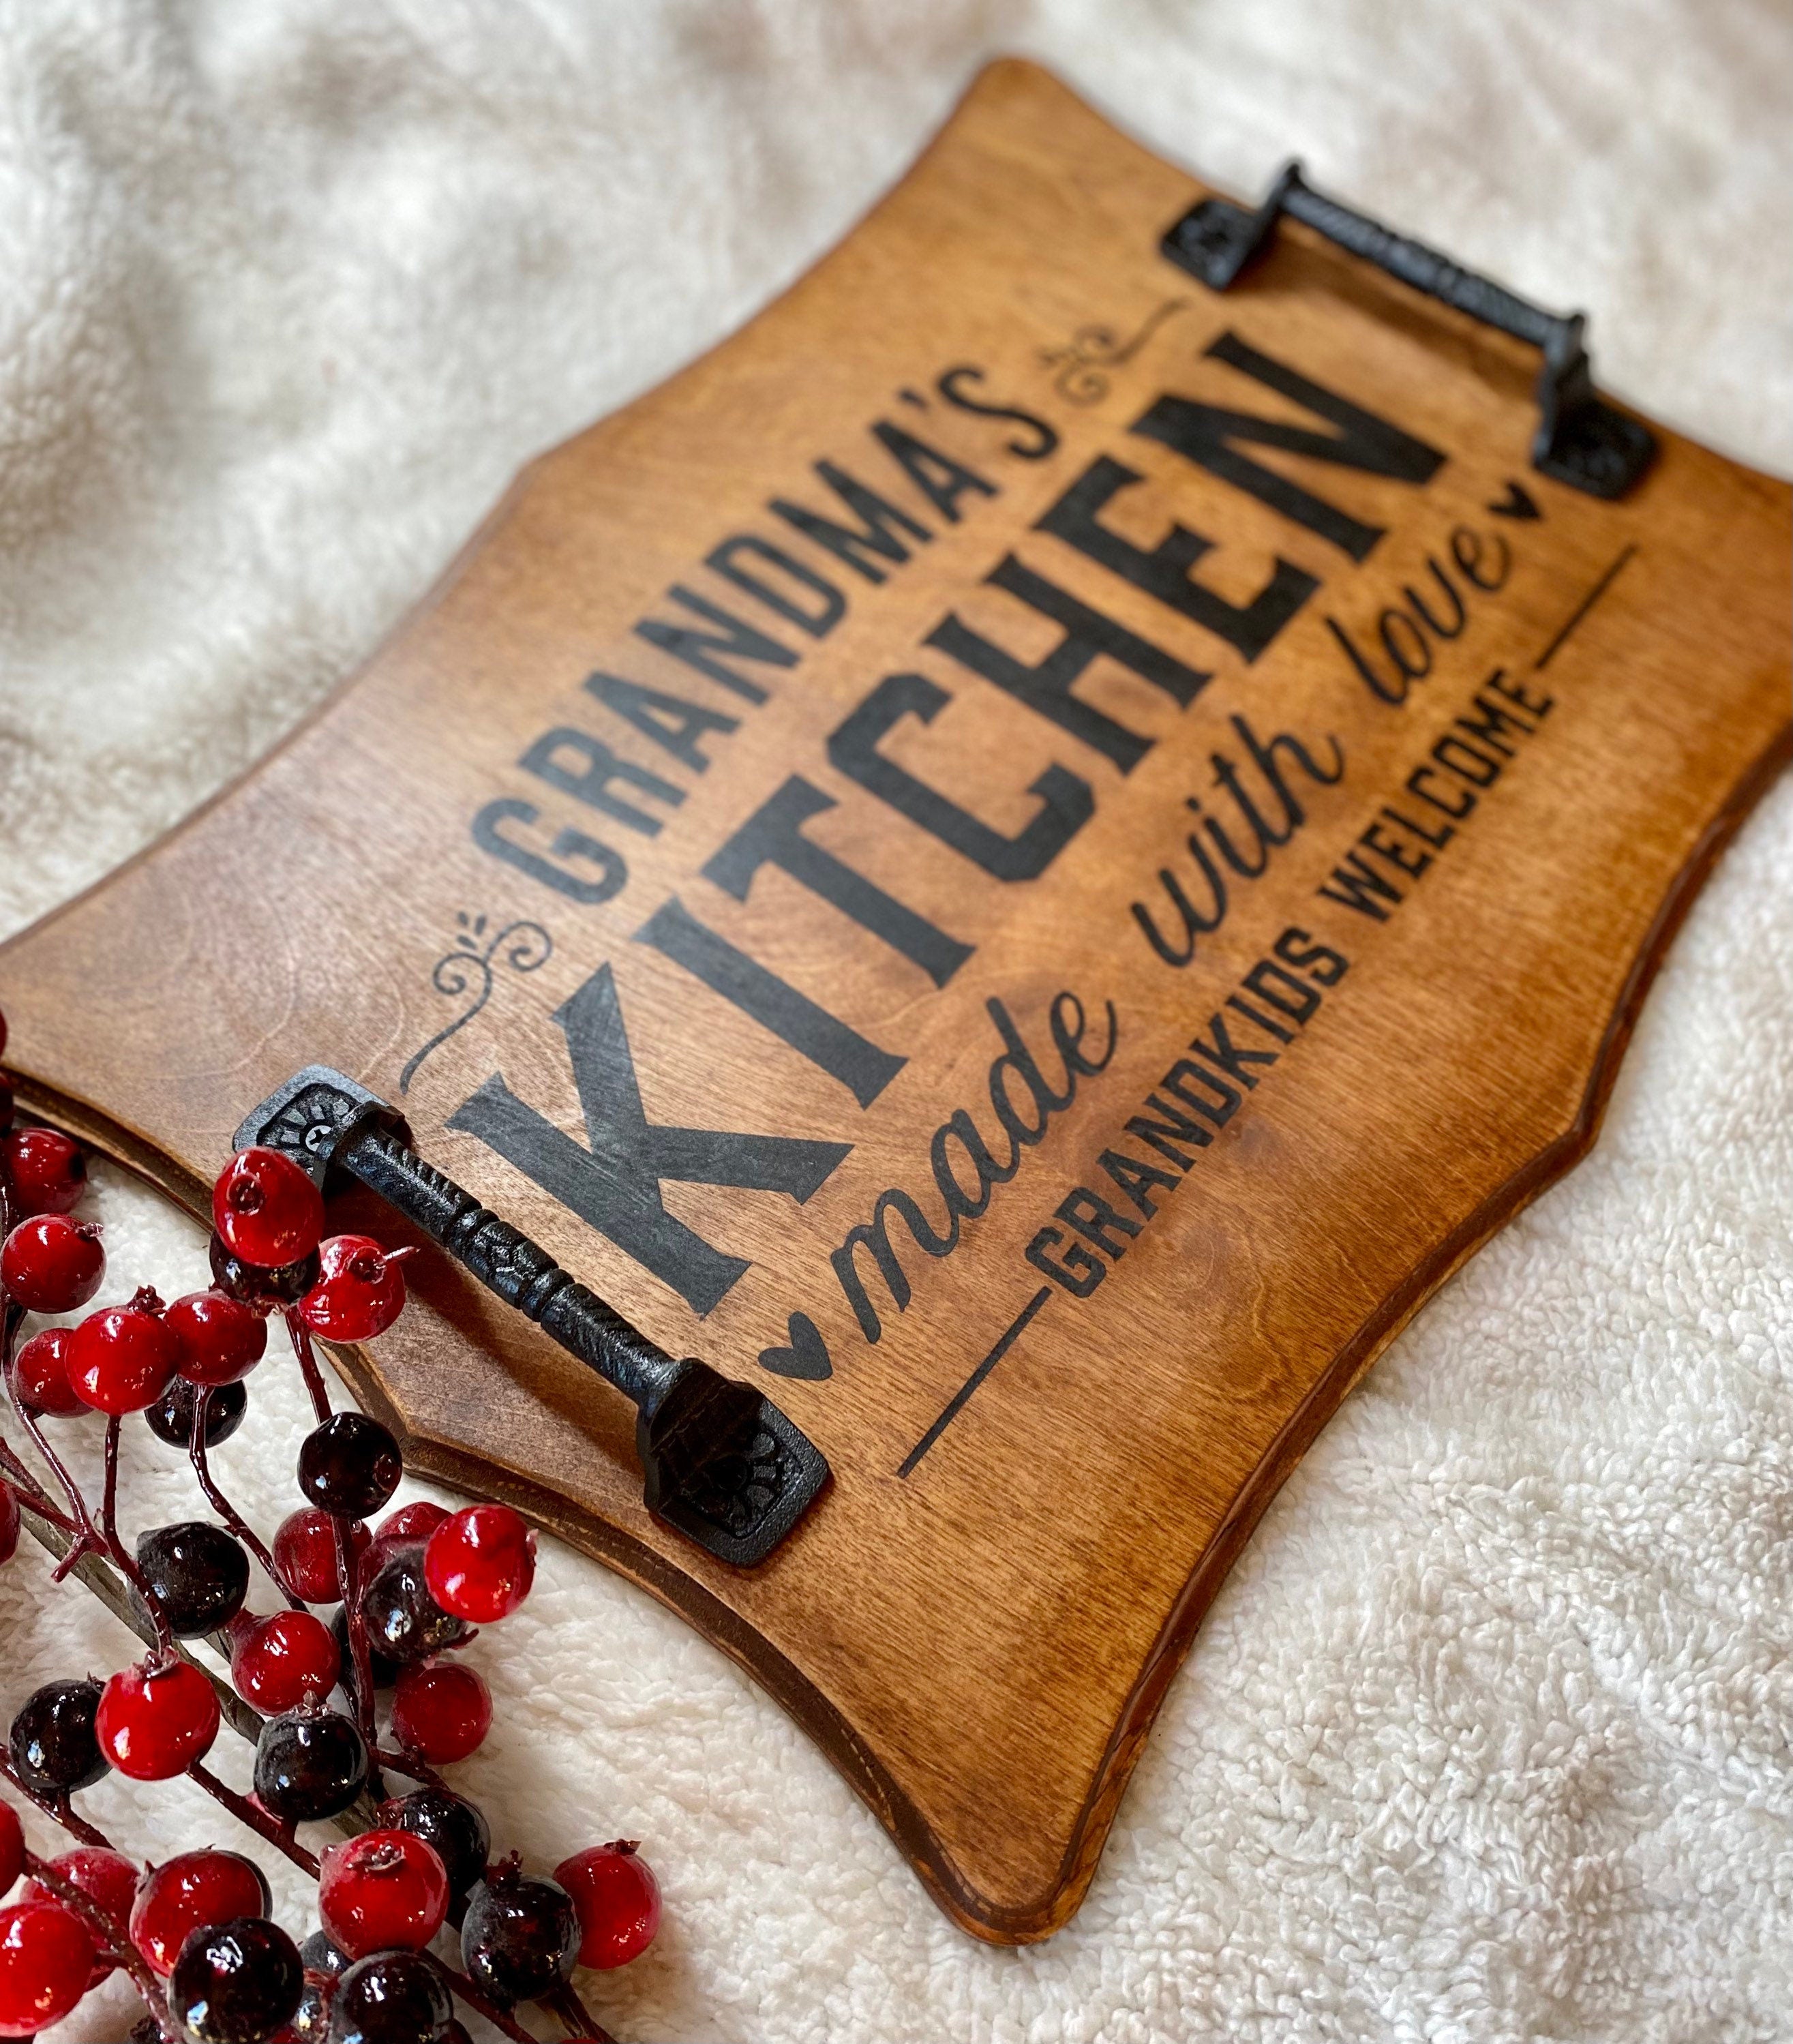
[
  {"left": 1488, "top": 479, "right": 1541, "bottom": 521},
  {"left": 758, "top": 1310, "right": 832, "bottom": 1381}
]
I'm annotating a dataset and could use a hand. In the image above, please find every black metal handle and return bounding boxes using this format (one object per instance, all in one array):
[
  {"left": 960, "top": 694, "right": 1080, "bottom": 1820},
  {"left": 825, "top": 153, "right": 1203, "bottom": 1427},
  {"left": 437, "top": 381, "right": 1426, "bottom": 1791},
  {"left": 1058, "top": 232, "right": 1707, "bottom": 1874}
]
[
  {"left": 1162, "top": 161, "right": 1656, "bottom": 500},
  {"left": 237, "top": 1067, "right": 826, "bottom": 1567}
]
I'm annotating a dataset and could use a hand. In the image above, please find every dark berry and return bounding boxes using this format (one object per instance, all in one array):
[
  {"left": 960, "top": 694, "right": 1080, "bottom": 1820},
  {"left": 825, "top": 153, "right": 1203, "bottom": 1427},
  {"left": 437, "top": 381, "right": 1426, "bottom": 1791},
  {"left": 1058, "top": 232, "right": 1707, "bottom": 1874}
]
[
  {"left": 68, "top": 1295, "right": 179, "bottom": 1414},
  {"left": 0, "top": 1805, "right": 20, "bottom": 1896},
  {"left": 213, "top": 1149, "right": 323, "bottom": 1269},
  {"left": 5, "top": 1126, "right": 87, "bottom": 1216},
  {"left": 459, "top": 1861, "right": 579, "bottom": 2004},
  {"left": 318, "top": 1831, "right": 448, "bottom": 1957},
  {"left": 165, "top": 1290, "right": 268, "bottom": 1385},
  {"left": 9, "top": 1678, "right": 107, "bottom": 1794},
  {"left": 230, "top": 1610, "right": 340, "bottom": 1713},
  {"left": 0, "top": 1899, "right": 95, "bottom": 2034},
  {"left": 331, "top": 1949, "right": 452, "bottom": 2044},
  {"left": 291, "top": 1973, "right": 331, "bottom": 2044},
  {"left": 272, "top": 1507, "right": 370, "bottom": 1604},
  {"left": 209, "top": 1235, "right": 320, "bottom": 1310},
  {"left": 253, "top": 1707, "right": 368, "bottom": 1822},
  {"left": 425, "top": 1506, "right": 534, "bottom": 1625},
  {"left": 377, "top": 1789, "right": 489, "bottom": 1902},
  {"left": 1, "top": 1215, "right": 104, "bottom": 1314},
  {"left": 299, "top": 1237, "right": 408, "bottom": 1343},
  {"left": 359, "top": 1548, "right": 472, "bottom": 1667},
  {"left": 130, "top": 1852, "right": 270, "bottom": 1977},
  {"left": 332, "top": 1607, "right": 402, "bottom": 1696},
  {"left": 135, "top": 1520, "right": 250, "bottom": 1637},
  {"left": 391, "top": 1662, "right": 490, "bottom": 1764},
  {"left": 554, "top": 1844, "right": 661, "bottom": 1970},
  {"left": 297, "top": 1929, "right": 349, "bottom": 1978},
  {"left": 169, "top": 1915, "right": 303, "bottom": 2044},
  {"left": 0, "top": 1081, "right": 12, "bottom": 1136},
  {"left": 96, "top": 1659, "right": 220, "bottom": 1779},
  {"left": 297, "top": 1413, "right": 402, "bottom": 1518},
  {"left": 145, "top": 1374, "right": 247, "bottom": 1450},
  {"left": 11, "top": 1325, "right": 85, "bottom": 1416},
  {"left": 22, "top": 1847, "right": 136, "bottom": 1980}
]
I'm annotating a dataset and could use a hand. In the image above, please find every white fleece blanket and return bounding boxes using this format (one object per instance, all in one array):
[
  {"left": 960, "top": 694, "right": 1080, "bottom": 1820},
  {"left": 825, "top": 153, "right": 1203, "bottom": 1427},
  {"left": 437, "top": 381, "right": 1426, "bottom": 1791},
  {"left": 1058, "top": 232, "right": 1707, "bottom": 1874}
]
[{"left": 1, "top": 5, "right": 1789, "bottom": 2041}]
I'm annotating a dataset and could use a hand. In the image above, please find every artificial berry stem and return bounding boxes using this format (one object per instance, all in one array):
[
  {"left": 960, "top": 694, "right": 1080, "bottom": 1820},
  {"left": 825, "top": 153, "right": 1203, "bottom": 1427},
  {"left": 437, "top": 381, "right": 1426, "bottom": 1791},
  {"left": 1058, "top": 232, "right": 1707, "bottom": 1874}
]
[
  {"left": 22, "top": 1846, "right": 178, "bottom": 2042},
  {"left": 0, "top": 1749, "right": 115, "bottom": 1850},
  {"left": 545, "top": 1979, "right": 619, "bottom": 2044},
  {"left": 184, "top": 1758, "right": 322, "bottom": 1877},
  {"left": 376, "top": 1745, "right": 451, "bottom": 1792},
  {"left": 100, "top": 1412, "right": 176, "bottom": 1659},
  {"left": 426, "top": 1953, "right": 547, "bottom": 2044},
  {"left": 0, "top": 1434, "right": 78, "bottom": 1531},
  {"left": 186, "top": 1393, "right": 301, "bottom": 1609}
]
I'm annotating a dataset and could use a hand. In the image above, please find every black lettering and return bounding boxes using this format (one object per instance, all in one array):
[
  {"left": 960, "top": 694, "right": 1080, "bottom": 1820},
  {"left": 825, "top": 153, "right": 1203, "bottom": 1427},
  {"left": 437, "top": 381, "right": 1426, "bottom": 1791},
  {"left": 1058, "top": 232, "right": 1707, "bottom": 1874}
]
[
  {"left": 636, "top": 896, "right": 903, "bottom": 1108},
  {"left": 1159, "top": 1057, "right": 1241, "bottom": 1128},
  {"left": 1273, "top": 926, "right": 1349, "bottom": 985},
  {"left": 1433, "top": 734, "right": 1503, "bottom": 786},
  {"left": 987, "top": 996, "right": 1072, "bottom": 1152},
  {"left": 827, "top": 672, "right": 1094, "bottom": 881},
  {"left": 936, "top": 367, "right": 1059, "bottom": 460},
  {"left": 1126, "top": 1092, "right": 1214, "bottom": 1167},
  {"left": 1405, "top": 556, "right": 1466, "bottom": 639},
  {"left": 1036, "top": 454, "right": 1316, "bottom": 660},
  {"left": 704, "top": 777, "right": 971, "bottom": 988},
  {"left": 1485, "top": 669, "right": 1554, "bottom": 719},
  {"left": 770, "top": 461, "right": 931, "bottom": 584},
  {"left": 1189, "top": 1012, "right": 1278, "bottom": 1089},
  {"left": 928, "top": 555, "right": 1211, "bottom": 773},
  {"left": 471, "top": 798, "right": 627, "bottom": 905},
  {"left": 1132, "top": 848, "right": 1226, "bottom": 967},
  {"left": 1051, "top": 991, "right": 1117, "bottom": 1078},
  {"left": 1327, "top": 614, "right": 1409, "bottom": 704},
  {"left": 1382, "top": 800, "right": 1454, "bottom": 850},
  {"left": 832, "top": 1188, "right": 959, "bottom": 1343},
  {"left": 1316, "top": 850, "right": 1405, "bottom": 919},
  {"left": 873, "top": 420, "right": 997, "bottom": 523},
  {"left": 931, "top": 1107, "right": 1019, "bottom": 1222},
  {"left": 584, "top": 672, "right": 739, "bottom": 773},
  {"left": 448, "top": 965, "right": 848, "bottom": 1316},
  {"left": 1455, "top": 685, "right": 1538, "bottom": 757},
  {"left": 1100, "top": 1148, "right": 1181, "bottom": 1218},
  {"left": 1404, "top": 765, "right": 1477, "bottom": 820},
  {"left": 705, "top": 535, "right": 844, "bottom": 637},
  {"left": 1360, "top": 819, "right": 1433, "bottom": 880},
  {"left": 517, "top": 729, "right": 682, "bottom": 838},
  {"left": 1451, "top": 524, "right": 1511, "bottom": 590},
  {"left": 1226, "top": 994, "right": 1294, "bottom": 1044},
  {"left": 1025, "top": 1225, "right": 1106, "bottom": 1296},
  {"left": 1131, "top": 331, "right": 1445, "bottom": 562},
  {"left": 635, "top": 586, "right": 798, "bottom": 703},
  {"left": 1057, "top": 1187, "right": 1141, "bottom": 1258},
  {"left": 1378, "top": 607, "right": 1434, "bottom": 682}
]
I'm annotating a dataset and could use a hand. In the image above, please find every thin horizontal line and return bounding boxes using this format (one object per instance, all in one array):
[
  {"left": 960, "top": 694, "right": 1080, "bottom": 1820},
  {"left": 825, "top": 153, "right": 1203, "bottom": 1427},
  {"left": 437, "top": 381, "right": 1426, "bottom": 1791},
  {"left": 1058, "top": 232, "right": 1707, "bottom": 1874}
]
[
  {"left": 898, "top": 1287, "right": 1053, "bottom": 1478},
  {"left": 1535, "top": 543, "right": 1637, "bottom": 670}
]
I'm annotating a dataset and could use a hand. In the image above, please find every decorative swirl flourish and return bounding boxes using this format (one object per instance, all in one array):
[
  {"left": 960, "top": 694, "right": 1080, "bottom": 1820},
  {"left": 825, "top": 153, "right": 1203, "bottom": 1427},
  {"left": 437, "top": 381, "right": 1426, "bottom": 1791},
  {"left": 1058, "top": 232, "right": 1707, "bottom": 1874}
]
[
  {"left": 1037, "top": 297, "right": 1188, "bottom": 405},
  {"left": 398, "top": 912, "right": 553, "bottom": 1094}
]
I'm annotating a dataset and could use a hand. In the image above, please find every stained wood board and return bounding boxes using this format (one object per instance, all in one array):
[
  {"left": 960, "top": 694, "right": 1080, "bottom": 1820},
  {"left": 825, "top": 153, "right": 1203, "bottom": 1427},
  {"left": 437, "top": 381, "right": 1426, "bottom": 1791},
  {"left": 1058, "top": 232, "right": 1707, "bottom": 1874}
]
[{"left": 1, "top": 60, "right": 1787, "bottom": 1942}]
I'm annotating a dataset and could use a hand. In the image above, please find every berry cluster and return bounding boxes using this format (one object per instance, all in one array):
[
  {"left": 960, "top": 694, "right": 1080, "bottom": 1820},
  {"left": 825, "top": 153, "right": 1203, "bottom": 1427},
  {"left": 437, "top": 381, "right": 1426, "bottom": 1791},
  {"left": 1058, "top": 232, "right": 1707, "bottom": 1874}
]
[{"left": 0, "top": 1007, "right": 660, "bottom": 2044}]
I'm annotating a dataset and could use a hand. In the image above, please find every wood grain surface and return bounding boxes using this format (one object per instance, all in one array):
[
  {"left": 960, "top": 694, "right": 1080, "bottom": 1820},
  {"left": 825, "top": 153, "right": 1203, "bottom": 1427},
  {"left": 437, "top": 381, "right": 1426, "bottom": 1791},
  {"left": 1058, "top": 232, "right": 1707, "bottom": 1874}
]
[{"left": 1, "top": 60, "right": 1787, "bottom": 1942}]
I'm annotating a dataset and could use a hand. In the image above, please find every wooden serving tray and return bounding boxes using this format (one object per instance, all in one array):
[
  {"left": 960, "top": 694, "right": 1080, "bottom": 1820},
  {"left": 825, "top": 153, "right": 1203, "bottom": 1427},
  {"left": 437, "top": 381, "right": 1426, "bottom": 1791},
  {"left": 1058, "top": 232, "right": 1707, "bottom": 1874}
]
[{"left": 2, "top": 60, "right": 1786, "bottom": 1942}]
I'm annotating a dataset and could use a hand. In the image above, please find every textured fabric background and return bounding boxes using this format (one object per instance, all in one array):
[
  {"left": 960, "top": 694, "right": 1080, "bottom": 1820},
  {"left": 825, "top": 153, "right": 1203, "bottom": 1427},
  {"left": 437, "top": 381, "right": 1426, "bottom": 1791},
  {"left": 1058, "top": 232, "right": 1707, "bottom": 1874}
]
[{"left": 1, "top": 5, "right": 1790, "bottom": 2041}]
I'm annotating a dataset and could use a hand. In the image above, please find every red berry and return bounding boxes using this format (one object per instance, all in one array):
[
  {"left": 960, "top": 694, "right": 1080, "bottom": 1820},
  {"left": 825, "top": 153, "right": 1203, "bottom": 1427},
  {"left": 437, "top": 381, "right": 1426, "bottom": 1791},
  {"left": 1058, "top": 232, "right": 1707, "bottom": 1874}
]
[
  {"left": 95, "top": 1659, "right": 220, "bottom": 1779},
  {"left": 10, "top": 1327, "right": 85, "bottom": 1417},
  {"left": 553, "top": 1844, "right": 661, "bottom": 1970},
  {"left": 230, "top": 1610, "right": 341, "bottom": 1713},
  {"left": 3, "top": 1128, "right": 87, "bottom": 1218},
  {"left": 165, "top": 1290, "right": 268, "bottom": 1385},
  {"left": 22, "top": 1848, "right": 137, "bottom": 1979},
  {"left": 425, "top": 1506, "right": 535, "bottom": 1624},
  {"left": 297, "top": 1237, "right": 407, "bottom": 1343},
  {"left": 67, "top": 1296, "right": 179, "bottom": 1414},
  {"left": 213, "top": 1149, "right": 324, "bottom": 1269},
  {"left": 0, "top": 1216, "right": 104, "bottom": 1315},
  {"left": 129, "top": 1851, "right": 270, "bottom": 1977},
  {"left": 0, "top": 1484, "right": 16, "bottom": 1567},
  {"left": 317, "top": 1831, "right": 448, "bottom": 1957},
  {"left": 373, "top": 1501, "right": 451, "bottom": 1557},
  {"left": 272, "top": 1508, "right": 371, "bottom": 1604},
  {"left": 0, "top": 1899, "right": 95, "bottom": 2034},
  {"left": 391, "top": 1662, "right": 491, "bottom": 1764},
  {"left": 0, "top": 1807, "right": 20, "bottom": 1897}
]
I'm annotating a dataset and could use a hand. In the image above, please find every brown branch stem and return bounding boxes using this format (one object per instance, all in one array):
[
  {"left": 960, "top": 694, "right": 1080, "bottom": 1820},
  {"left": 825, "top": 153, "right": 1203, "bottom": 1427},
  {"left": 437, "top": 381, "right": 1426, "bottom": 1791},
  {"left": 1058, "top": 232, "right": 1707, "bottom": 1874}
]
[
  {"left": 187, "top": 1394, "right": 300, "bottom": 1608},
  {"left": 22, "top": 1848, "right": 178, "bottom": 2042},
  {"left": 185, "top": 1759, "right": 321, "bottom": 1877}
]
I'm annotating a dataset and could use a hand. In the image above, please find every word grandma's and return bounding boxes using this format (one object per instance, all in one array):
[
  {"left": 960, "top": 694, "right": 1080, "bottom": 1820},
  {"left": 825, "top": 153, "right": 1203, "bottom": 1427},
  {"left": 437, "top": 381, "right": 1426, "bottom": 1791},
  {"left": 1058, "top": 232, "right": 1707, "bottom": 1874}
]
[
  {"left": 447, "top": 320, "right": 1452, "bottom": 1346},
  {"left": 1025, "top": 929, "right": 1348, "bottom": 1295}
]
